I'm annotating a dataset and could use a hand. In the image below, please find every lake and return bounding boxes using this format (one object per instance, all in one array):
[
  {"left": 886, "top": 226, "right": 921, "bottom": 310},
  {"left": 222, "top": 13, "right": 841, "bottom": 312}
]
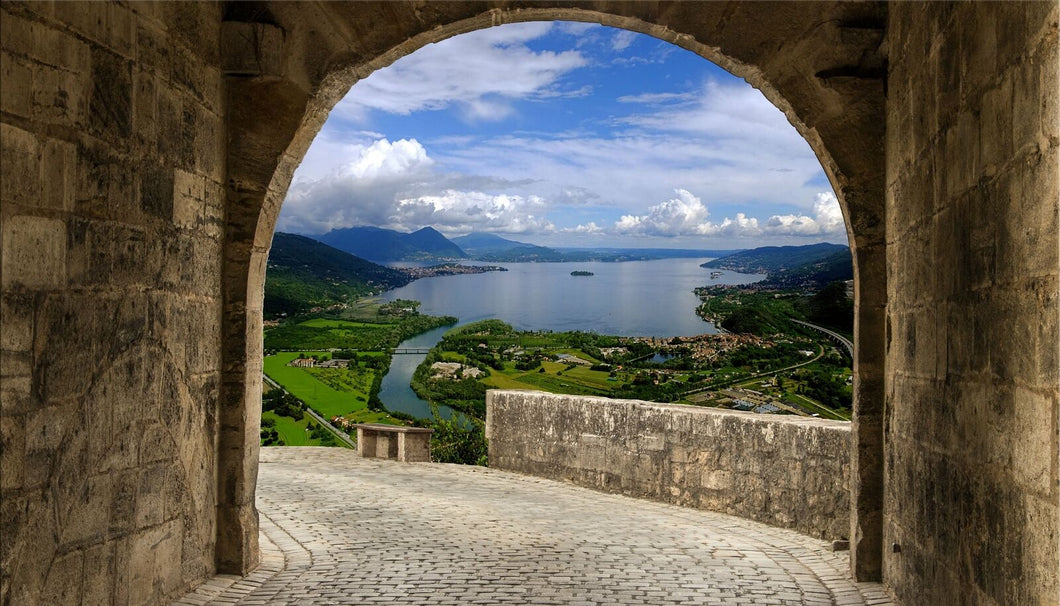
[
  {"left": 382, "top": 258, "right": 763, "bottom": 337},
  {"left": 376, "top": 258, "right": 763, "bottom": 420}
]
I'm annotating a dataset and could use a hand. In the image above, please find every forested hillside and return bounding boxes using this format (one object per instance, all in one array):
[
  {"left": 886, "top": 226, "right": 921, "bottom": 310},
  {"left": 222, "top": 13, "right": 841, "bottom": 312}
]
[{"left": 265, "top": 233, "right": 412, "bottom": 317}]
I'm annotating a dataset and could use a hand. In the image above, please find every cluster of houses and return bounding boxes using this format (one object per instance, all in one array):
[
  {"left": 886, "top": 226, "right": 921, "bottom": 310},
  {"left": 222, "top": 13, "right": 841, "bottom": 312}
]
[
  {"left": 287, "top": 357, "right": 351, "bottom": 369},
  {"left": 429, "top": 362, "right": 484, "bottom": 380}
]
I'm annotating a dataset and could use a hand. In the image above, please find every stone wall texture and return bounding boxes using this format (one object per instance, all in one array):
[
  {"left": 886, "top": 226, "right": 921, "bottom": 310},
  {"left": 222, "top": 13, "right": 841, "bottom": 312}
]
[
  {"left": 1, "top": 2, "right": 226, "bottom": 604},
  {"left": 486, "top": 391, "right": 852, "bottom": 541},
  {"left": 884, "top": 2, "right": 1059, "bottom": 604},
  {"left": 1, "top": 2, "right": 1057, "bottom": 605}
]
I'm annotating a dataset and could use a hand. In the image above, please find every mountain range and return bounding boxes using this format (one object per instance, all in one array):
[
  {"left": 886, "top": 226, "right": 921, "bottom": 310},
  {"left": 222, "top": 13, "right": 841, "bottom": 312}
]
[
  {"left": 313, "top": 225, "right": 743, "bottom": 263},
  {"left": 317, "top": 226, "right": 466, "bottom": 262}
]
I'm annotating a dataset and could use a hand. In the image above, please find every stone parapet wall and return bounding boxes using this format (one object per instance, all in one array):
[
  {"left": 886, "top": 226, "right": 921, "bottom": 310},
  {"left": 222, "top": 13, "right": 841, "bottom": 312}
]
[{"left": 486, "top": 391, "right": 851, "bottom": 540}]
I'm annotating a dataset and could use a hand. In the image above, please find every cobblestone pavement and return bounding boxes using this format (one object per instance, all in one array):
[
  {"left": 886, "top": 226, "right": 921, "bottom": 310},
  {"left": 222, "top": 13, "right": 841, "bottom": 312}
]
[{"left": 175, "top": 448, "right": 894, "bottom": 605}]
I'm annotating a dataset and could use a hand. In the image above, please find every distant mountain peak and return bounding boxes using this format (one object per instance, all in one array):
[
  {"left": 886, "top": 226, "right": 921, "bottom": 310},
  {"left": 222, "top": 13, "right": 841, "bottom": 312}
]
[{"left": 316, "top": 225, "right": 466, "bottom": 262}]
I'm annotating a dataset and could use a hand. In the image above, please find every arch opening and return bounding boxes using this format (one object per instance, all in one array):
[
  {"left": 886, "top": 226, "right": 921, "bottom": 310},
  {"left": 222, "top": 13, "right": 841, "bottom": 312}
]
[{"left": 219, "top": 4, "right": 887, "bottom": 582}]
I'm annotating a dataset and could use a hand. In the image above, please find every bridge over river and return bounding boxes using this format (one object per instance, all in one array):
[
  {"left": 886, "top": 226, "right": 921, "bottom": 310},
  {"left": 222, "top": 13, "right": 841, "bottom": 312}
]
[
  {"left": 176, "top": 448, "right": 892, "bottom": 605},
  {"left": 391, "top": 347, "right": 432, "bottom": 354}
]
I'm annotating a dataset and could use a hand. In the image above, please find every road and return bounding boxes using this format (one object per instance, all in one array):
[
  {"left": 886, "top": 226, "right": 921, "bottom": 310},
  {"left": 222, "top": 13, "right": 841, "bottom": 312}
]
[
  {"left": 791, "top": 320, "right": 854, "bottom": 359},
  {"left": 262, "top": 374, "right": 357, "bottom": 449},
  {"left": 682, "top": 343, "right": 824, "bottom": 397}
]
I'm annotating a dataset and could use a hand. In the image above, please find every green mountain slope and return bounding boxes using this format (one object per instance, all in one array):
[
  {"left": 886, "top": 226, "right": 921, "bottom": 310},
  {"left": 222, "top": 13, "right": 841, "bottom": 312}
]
[
  {"left": 758, "top": 248, "right": 853, "bottom": 289},
  {"left": 265, "top": 233, "right": 412, "bottom": 317},
  {"left": 702, "top": 242, "right": 848, "bottom": 274}
]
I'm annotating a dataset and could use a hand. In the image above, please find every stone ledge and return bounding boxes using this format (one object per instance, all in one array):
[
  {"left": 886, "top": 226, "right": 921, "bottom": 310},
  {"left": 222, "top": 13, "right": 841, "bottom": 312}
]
[{"left": 486, "top": 390, "right": 851, "bottom": 540}]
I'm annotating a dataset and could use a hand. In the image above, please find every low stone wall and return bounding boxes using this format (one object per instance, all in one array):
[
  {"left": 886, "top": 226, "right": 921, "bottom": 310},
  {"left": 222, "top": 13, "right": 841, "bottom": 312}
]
[{"left": 486, "top": 391, "right": 851, "bottom": 540}]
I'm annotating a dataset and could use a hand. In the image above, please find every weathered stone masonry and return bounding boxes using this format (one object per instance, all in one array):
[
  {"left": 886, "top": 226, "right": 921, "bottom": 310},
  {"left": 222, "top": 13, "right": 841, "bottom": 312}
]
[
  {"left": 2, "top": 3, "right": 226, "bottom": 606},
  {"left": 0, "top": 2, "right": 1056, "bottom": 606},
  {"left": 487, "top": 391, "right": 851, "bottom": 541},
  {"left": 884, "top": 3, "right": 1059, "bottom": 604}
]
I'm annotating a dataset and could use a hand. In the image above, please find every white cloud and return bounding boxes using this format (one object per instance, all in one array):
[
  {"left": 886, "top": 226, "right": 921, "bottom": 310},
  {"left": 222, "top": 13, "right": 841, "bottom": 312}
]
[
  {"left": 334, "top": 22, "right": 588, "bottom": 122},
  {"left": 763, "top": 192, "right": 845, "bottom": 236},
  {"left": 570, "top": 190, "right": 842, "bottom": 241},
  {"left": 391, "top": 191, "right": 554, "bottom": 235},
  {"left": 562, "top": 221, "right": 604, "bottom": 234},
  {"left": 615, "top": 189, "right": 710, "bottom": 236},
  {"left": 279, "top": 137, "right": 556, "bottom": 237},
  {"left": 279, "top": 24, "right": 845, "bottom": 247},
  {"left": 610, "top": 189, "right": 761, "bottom": 238},
  {"left": 617, "top": 92, "right": 697, "bottom": 104},
  {"left": 431, "top": 80, "right": 826, "bottom": 221},
  {"left": 344, "top": 138, "right": 433, "bottom": 179},
  {"left": 611, "top": 30, "right": 637, "bottom": 51}
]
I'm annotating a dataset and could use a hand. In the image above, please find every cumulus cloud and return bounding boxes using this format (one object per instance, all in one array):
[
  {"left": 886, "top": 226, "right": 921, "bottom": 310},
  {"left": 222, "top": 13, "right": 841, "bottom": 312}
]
[
  {"left": 334, "top": 22, "right": 588, "bottom": 122},
  {"left": 615, "top": 189, "right": 711, "bottom": 236},
  {"left": 279, "top": 138, "right": 555, "bottom": 237},
  {"left": 763, "top": 192, "right": 845, "bottom": 236},
  {"left": 609, "top": 189, "right": 760, "bottom": 238},
  {"left": 569, "top": 189, "right": 843, "bottom": 241},
  {"left": 561, "top": 221, "right": 604, "bottom": 235},
  {"left": 391, "top": 191, "right": 554, "bottom": 235}
]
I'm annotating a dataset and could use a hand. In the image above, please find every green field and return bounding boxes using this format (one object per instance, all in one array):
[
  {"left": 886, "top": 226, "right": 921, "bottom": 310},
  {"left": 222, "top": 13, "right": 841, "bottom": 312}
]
[
  {"left": 264, "top": 307, "right": 456, "bottom": 351},
  {"left": 479, "top": 360, "right": 625, "bottom": 396},
  {"left": 263, "top": 352, "right": 393, "bottom": 423},
  {"left": 263, "top": 410, "right": 324, "bottom": 446},
  {"left": 298, "top": 318, "right": 376, "bottom": 329}
]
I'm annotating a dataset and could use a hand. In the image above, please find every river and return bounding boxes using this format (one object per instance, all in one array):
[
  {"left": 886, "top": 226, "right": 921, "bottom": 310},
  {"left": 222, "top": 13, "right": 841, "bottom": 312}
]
[{"left": 377, "top": 258, "right": 763, "bottom": 420}]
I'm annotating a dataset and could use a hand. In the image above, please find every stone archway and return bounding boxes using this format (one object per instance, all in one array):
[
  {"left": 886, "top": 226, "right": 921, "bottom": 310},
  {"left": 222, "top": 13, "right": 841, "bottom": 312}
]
[{"left": 218, "top": 1, "right": 888, "bottom": 581}]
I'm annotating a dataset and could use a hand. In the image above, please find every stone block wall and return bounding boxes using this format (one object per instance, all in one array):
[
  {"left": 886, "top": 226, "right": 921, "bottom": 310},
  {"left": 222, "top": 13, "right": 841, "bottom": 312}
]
[
  {"left": 0, "top": 3, "right": 226, "bottom": 605},
  {"left": 486, "top": 391, "right": 851, "bottom": 540},
  {"left": 884, "top": 3, "right": 1059, "bottom": 604}
]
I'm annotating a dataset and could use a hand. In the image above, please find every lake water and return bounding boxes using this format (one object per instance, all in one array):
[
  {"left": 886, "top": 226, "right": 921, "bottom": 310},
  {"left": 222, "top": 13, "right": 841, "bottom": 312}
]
[
  {"left": 377, "top": 258, "right": 763, "bottom": 420},
  {"left": 382, "top": 258, "right": 763, "bottom": 336}
]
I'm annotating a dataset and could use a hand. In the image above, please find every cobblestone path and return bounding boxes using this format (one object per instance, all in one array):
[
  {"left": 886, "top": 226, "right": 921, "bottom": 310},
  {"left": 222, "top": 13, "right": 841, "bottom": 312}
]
[{"left": 175, "top": 448, "right": 893, "bottom": 605}]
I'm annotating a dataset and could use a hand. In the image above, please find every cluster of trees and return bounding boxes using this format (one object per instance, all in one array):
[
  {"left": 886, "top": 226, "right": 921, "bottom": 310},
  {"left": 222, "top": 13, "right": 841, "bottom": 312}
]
[
  {"left": 725, "top": 342, "right": 807, "bottom": 373},
  {"left": 260, "top": 417, "right": 281, "bottom": 446},
  {"left": 409, "top": 352, "right": 489, "bottom": 418},
  {"left": 262, "top": 390, "right": 304, "bottom": 421},
  {"left": 308, "top": 423, "right": 337, "bottom": 446},
  {"left": 792, "top": 368, "right": 852, "bottom": 411},
  {"left": 332, "top": 350, "right": 390, "bottom": 370},
  {"left": 265, "top": 313, "right": 457, "bottom": 351},
  {"left": 804, "top": 281, "right": 854, "bottom": 334},
  {"left": 426, "top": 417, "right": 488, "bottom": 466}
]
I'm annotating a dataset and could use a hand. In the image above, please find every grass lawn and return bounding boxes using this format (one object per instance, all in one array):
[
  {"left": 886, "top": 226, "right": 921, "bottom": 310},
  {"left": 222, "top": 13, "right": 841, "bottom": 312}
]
[
  {"left": 481, "top": 372, "right": 539, "bottom": 390},
  {"left": 264, "top": 352, "right": 371, "bottom": 418},
  {"left": 561, "top": 366, "right": 620, "bottom": 390},
  {"left": 263, "top": 410, "right": 323, "bottom": 446}
]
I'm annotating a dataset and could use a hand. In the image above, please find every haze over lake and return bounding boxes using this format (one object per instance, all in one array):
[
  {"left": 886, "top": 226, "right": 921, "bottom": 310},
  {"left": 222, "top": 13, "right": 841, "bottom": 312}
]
[{"left": 381, "top": 258, "right": 764, "bottom": 337}]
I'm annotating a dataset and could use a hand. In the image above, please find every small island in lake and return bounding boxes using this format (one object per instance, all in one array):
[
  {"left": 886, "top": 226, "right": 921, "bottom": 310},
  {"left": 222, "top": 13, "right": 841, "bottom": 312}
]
[{"left": 570, "top": 270, "right": 594, "bottom": 277}]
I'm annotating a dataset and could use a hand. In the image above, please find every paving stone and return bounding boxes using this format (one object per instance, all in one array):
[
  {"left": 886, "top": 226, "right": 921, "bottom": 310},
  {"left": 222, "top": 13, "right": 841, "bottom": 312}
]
[{"left": 175, "top": 448, "right": 893, "bottom": 605}]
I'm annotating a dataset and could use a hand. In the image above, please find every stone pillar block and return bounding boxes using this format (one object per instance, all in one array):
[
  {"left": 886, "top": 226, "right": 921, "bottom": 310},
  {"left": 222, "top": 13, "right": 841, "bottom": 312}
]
[{"left": 1, "top": 215, "right": 66, "bottom": 290}]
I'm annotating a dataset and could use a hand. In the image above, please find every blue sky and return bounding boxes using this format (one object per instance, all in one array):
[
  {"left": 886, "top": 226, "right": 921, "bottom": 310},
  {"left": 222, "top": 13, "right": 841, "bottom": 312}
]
[{"left": 279, "top": 22, "right": 845, "bottom": 248}]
